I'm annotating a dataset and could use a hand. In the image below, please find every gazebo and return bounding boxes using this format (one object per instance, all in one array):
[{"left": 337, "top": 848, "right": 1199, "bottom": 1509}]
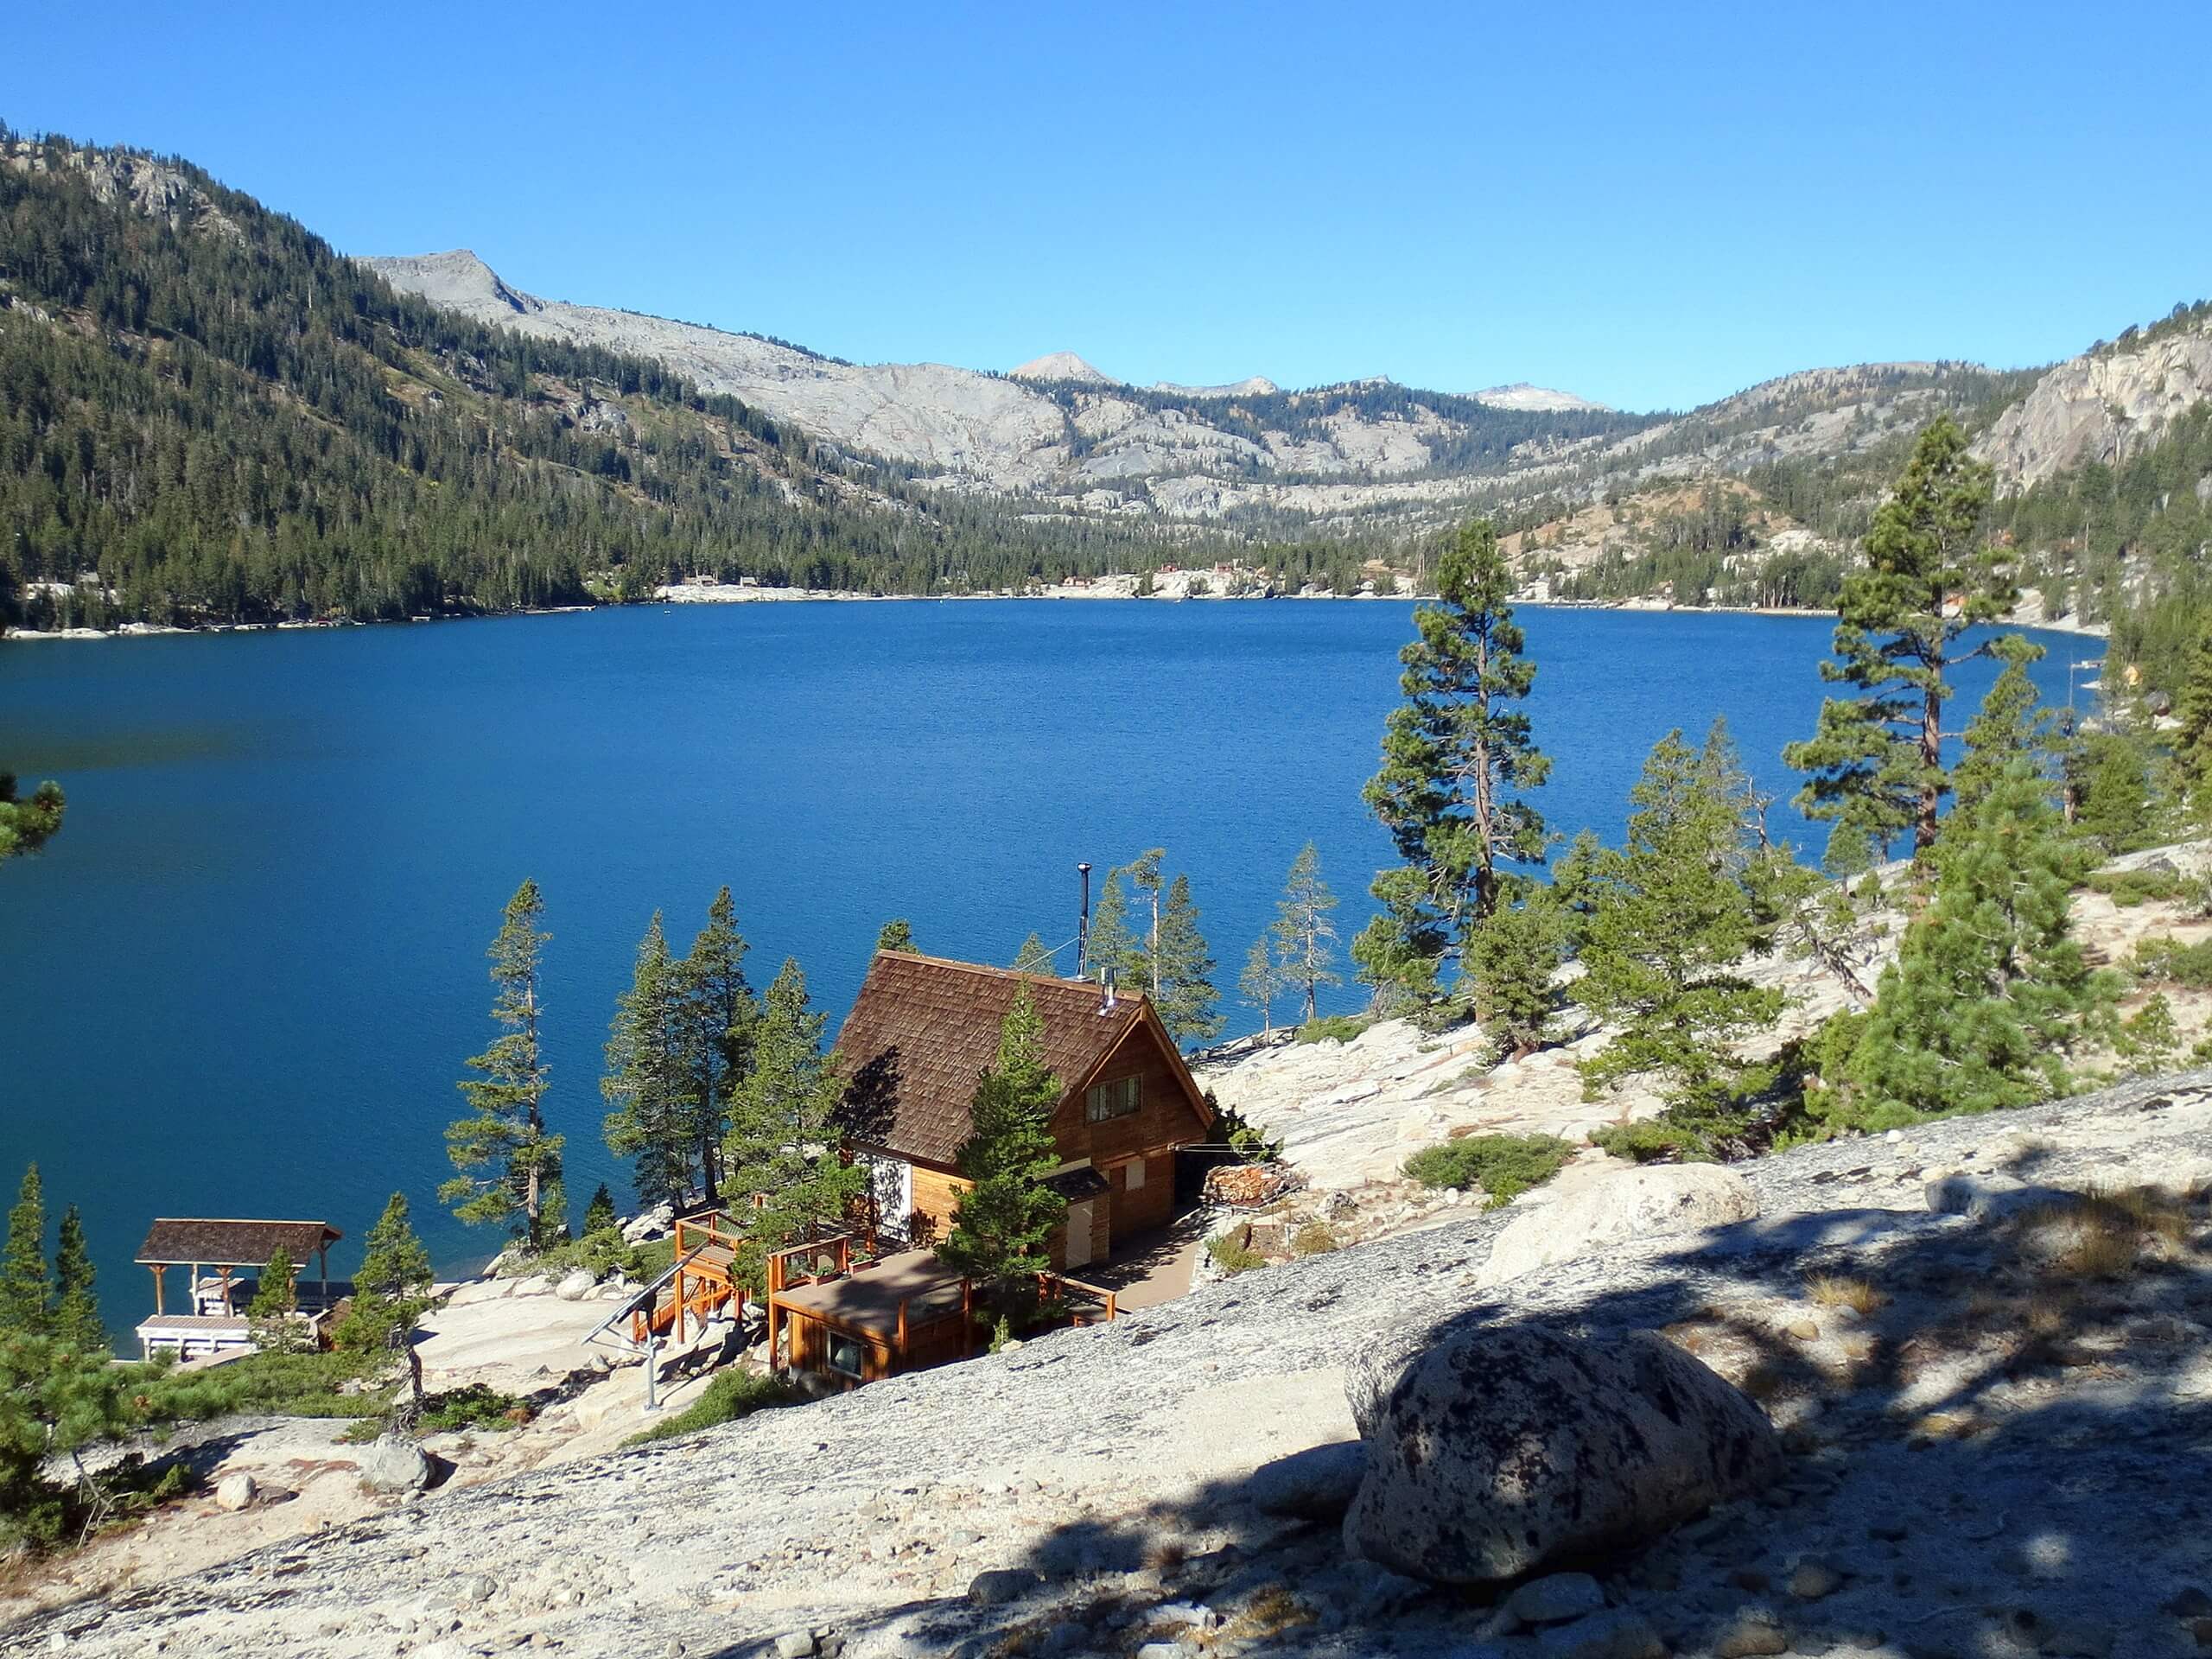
[{"left": 133, "top": 1217, "right": 343, "bottom": 1361}]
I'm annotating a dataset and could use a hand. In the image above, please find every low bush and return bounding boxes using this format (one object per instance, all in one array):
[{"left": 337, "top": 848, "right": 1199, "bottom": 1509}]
[
  {"left": 2088, "top": 868, "right": 2188, "bottom": 907},
  {"left": 137, "top": 1349, "right": 390, "bottom": 1422},
  {"left": 1294, "top": 1014, "right": 1372, "bottom": 1046},
  {"left": 1588, "top": 1120, "right": 1715, "bottom": 1165},
  {"left": 418, "top": 1383, "right": 532, "bottom": 1434},
  {"left": 1402, "top": 1134, "right": 1573, "bottom": 1205},
  {"left": 624, "top": 1370, "right": 798, "bottom": 1447},
  {"left": 2128, "top": 934, "right": 2212, "bottom": 988},
  {"left": 1291, "top": 1221, "right": 1341, "bottom": 1256},
  {"left": 1205, "top": 1234, "right": 1268, "bottom": 1276}
]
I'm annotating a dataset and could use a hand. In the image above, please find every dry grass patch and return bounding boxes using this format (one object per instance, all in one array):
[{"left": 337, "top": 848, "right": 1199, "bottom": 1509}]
[
  {"left": 2020, "top": 1184, "right": 2194, "bottom": 1281},
  {"left": 1806, "top": 1274, "right": 1885, "bottom": 1316},
  {"left": 1218, "top": 1586, "right": 1315, "bottom": 1643}
]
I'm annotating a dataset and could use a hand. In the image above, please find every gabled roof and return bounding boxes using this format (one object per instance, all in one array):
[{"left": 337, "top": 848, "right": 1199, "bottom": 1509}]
[
  {"left": 137, "top": 1218, "right": 341, "bottom": 1268},
  {"left": 835, "top": 950, "right": 1181, "bottom": 1166}
]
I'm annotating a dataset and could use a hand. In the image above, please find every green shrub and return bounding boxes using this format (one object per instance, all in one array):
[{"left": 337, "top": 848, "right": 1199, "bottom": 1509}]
[
  {"left": 1402, "top": 1134, "right": 1574, "bottom": 1205},
  {"left": 624, "top": 1370, "right": 798, "bottom": 1447},
  {"left": 1294, "top": 1014, "right": 1372, "bottom": 1046},
  {"left": 2089, "top": 868, "right": 2188, "bottom": 907},
  {"left": 1587, "top": 1120, "right": 1717, "bottom": 1165},
  {"left": 1205, "top": 1235, "right": 1268, "bottom": 1276},
  {"left": 137, "top": 1349, "right": 389, "bottom": 1422},
  {"left": 1291, "top": 1221, "right": 1341, "bottom": 1256},
  {"left": 2129, "top": 934, "right": 2212, "bottom": 988},
  {"left": 418, "top": 1383, "right": 531, "bottom": 1433}
]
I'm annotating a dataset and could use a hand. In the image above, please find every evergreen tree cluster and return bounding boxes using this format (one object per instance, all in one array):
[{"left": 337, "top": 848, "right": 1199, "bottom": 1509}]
[{"left": 1078, "top": 850, "right": 1223, "bottom": 1046}]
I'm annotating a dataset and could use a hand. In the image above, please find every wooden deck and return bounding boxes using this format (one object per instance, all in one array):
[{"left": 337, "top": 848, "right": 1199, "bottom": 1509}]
[{"left": 626, "top": 1209, "right": 747, "bottom": 1346}]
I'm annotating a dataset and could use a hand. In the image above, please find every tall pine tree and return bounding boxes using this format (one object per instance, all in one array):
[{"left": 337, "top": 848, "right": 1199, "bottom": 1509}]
[
  {"left": 1356, "top": 517, "right": 1549, "bottom": 1007},
  {"left": 1269, "top": 842, "right": 1340, "bottom": 1023},
  {"left": 1951, "top": 638, "right": 2056, "bottom": 818},
  {"left": 1839, "top": 760, "right": 2114, "bottom": 1126},
  {"left": 725, "top": 961, "right": 864, "bottom": 1275},
  {"left": 937, "top": 990, "right": 1068, "bottom": 1323},
  {"left": 50, "top": 1206, "right": 100, "bottom": 1353},
  {"left": 445, "top": 880, "right": 565, "bottom": 1249},
  {"left": 1080, "top": 868, "right": 1145, "bottom": 990},
  {"left": 1239, "top": 935, "right": 1281, "bottom": 1036},
  {"left": 1153, "top": 874, "right": 1224, "bottom": 1045},
  {"left": 602, "top": 912, "right": 700, "bottom": 1211},
  {"left": 677, "top": 887, "right": 756, "bottom": 1205},
  {"left": 0, "top": 1166, "right": 49, "bottom": 1338},
  {"left": 1012, "top": 931, "right": 1054, "bottom": 974},
  {"left": 1784, "top": 416, "right": 2017, "bottom": 856}
]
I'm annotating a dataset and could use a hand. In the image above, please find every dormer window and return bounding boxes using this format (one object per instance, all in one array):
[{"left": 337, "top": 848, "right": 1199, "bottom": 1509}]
[{"left": 1085, "top": 1075, "right": 1141, "bottom": 1122}]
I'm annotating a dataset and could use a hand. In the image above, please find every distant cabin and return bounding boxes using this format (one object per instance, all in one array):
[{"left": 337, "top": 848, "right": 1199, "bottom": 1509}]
[
  {"left": 834, "top": 951, "right": 1214, "bottom": 1272},
  {"left": 133, "top": 1217, "right": 344, "bottom": 1361}
]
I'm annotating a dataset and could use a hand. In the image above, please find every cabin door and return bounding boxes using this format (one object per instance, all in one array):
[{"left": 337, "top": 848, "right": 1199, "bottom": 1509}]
[{"left": 1064, "top": 1201, "right": 1096, "bottom": 1270}]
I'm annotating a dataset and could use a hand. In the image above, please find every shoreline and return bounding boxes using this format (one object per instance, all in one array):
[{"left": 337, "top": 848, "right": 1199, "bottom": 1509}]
[{"left": 0, "top": 588, "right": 2111, "bottom": 644}]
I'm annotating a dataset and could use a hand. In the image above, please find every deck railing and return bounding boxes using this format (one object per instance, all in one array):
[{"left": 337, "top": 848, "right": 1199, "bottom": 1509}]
[{"left": 1038, "top": 1270, "right": 1118, "bottom": 1325}]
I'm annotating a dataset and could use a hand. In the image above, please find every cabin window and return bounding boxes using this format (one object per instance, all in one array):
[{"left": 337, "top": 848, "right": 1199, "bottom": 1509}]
[
  {"left": 1086, "top": 1076, "right": 1141, "bottom": 1122},
  {"left": 826, "top": 1332, "right": 865, "bottom": 1379}
]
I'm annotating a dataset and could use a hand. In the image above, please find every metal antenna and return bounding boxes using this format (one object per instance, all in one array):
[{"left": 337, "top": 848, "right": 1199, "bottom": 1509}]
[{"left": 1076, "top": 862, "right": 1092, "bottom": 975}]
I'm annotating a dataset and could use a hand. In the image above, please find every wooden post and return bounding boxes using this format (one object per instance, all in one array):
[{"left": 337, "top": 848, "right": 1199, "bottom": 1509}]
[
  {"left": 895, "top": 1295, "right": 909, "bottom": 1364},
  {"left": 673, "top": 1264, "right": 685, "bottom": 1346},
  {"left": 149, "top": 1264, "right": 165, "bottom": 1316},
  {"left": 962, "top": 1279, "right": 976, "bottom": 1356},
  {"left": 218, "top": 1265, "right": 234, "bottom": 1317},
  {"left": 1105, "top": 1290, "right": 1117, "bottom": 1321}
]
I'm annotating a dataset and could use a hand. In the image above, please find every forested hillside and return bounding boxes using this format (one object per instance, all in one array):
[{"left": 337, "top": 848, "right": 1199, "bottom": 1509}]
[{"left": 0, "top": 133, "right": 1270, "bottom": 628}]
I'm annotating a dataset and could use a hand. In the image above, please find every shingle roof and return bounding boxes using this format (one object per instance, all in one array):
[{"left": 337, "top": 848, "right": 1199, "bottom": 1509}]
[
  {"left": 834, "top": 951, "right": 1145, "bottom": 1166},
  {"left": 136, "top": 1218, "right": 342, "bottom": 1268}
]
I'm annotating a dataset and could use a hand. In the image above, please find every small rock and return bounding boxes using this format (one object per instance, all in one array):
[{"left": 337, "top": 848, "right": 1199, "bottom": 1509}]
[
  {"left": 1785, "top": 1320, "right": 1821, "bottom": 1343},
  {"left": 1716, "top": 1613, "right": 1790, "bottom": 1658},
  {"left": 554, "top": 1269, "right": 597, "bottom": 1301},
  {"left": 1247, "top": 1440, "right": 1366, "bottom": 1522},
  {"left": 1134, "top": 1646, "right": 1184, "bottom": 1659},
  {"left": 355, "top": 1436, "right": 431, "bottom": 1495},
  {"left": 1534, "top": 1608, "right": 1668, "bottom": 1659},
  {"left": 773, "top": 1634, "right": 816, "bottom": 1659},
  {"left": 1509, "top": 1573, "right": 1607, "bottom": 1626},
  {"left": 966, "top": 1567, "right": 1046, "bottom": 1605},
  {"left": 213, "top": 1472, "right": 257, "bottom": 1512},
  {"left": 1789, "top": 1561, "right": 1843, "bottom": 1601}
]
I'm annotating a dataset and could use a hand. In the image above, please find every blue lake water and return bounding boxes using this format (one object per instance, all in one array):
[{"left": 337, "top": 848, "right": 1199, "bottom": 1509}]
[{"left": 0, "top": 601, "right": 2095, "bottom": 1335}]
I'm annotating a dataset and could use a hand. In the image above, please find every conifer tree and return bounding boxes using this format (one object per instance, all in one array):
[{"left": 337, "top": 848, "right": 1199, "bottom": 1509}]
[
  {"left": 1839, "top": 760, "right": 2114, "bottom": 1126},
  {"left": 725, "top": 961, "right": 864, "bottom": 1271},
  {"left": 1462, "top": 886, "right": 1567, "bottom": 1054},
  {"left": 0, "top": 1166, "right": 50, "bottom": 1338},
  {"left": 1012, "top": 932, "right": 1054, "bottom": 974},
  {"left": 1125, "top": 849, "right": 1167, "bottom": 995},
  {"left": 937, "top": 990, "right": 1068, "bottom": 1323},
  {"left": 1080, "top": 868, "right": 1144, "bottom": 989},
  {"left": 1153, "top": 874, "right": 1224, "bottom": 1046},
  {"left": 1784, "top": 416, "right": 2017, "bottom": 855},
  {"left": 603, "top": 912, "right": 700, "bottom": 1211},
  {"left": 445, "top": 880, "right": 565, "bottom": 1249},
  {"left": 582, "top": 1183, "right": 619, "bottom": 1236},
  {"left": 50, "top": 1206, "right": 100, "bottom": 1353},
  {"left": 677, "top": 887, "right": 756, "bottom": 1205},
  {"left": 1576, "top": 722, "right": 1785, "bottom": 1141},
  {"left": 248, "top": 1249, "right": 310, "bottom": 1351},
  {"left": 1356, "top": 517, "right": 1549, "bottom": 1007},
  {"left": 0, "top": 773, "right": 64, "bottom": 863},
  {"left": 2173, "top": 629, "right": 2212, "bottom": 789},
  {"left": 334, "top": 1192, "right": 435, "bottom": 1353},
  {"left": 1951, "top": 639, "right": 2055, "bottom": 818},
  {"left": 1239, "top": 936, "right": 1281, "bottom": 1036},
  {"left": 875, "top": 918, "right": 918, "bottom": 954},
  {"left": 1269, "top": 842, "right": 1340, "bottom": 1023}
]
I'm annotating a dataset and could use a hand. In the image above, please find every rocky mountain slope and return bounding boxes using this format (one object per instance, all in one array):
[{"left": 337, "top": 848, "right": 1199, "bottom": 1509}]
[
  {"left": 1977, "top": 305, "right": 2212, "bottom": 489},
  {"left": 15, "top": 1073, "right": 2209, "bottom": 1659}
]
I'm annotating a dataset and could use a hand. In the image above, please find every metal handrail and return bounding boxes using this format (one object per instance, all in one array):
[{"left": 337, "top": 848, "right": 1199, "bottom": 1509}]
[{"left": 580, "top": 1243, "right": 709, "bottom": 1355}]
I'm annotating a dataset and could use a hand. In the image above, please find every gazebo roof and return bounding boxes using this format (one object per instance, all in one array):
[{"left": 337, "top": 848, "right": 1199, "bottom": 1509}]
[{"left": 136, "top": 1217, "right": 341, "bottom": 1268}]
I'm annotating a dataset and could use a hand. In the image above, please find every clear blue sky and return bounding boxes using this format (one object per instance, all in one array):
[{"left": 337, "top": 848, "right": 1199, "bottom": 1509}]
[{"left": 7, "top": 1, "right": 2208, "bottom": 411}]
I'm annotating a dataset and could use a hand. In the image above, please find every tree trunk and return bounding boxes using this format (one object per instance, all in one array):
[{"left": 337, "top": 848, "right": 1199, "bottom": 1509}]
[{"left": 1917, "top": 664, "right": 1944, "bottom": 851}]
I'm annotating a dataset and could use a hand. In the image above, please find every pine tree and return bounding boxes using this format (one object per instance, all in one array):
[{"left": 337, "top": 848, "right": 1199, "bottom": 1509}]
[
  {"left": 248, "top": 1249, "right": 308, "bottom": 1351},
  {"left": 1269, "top": 842, "right": 1341, "bottom": 1023},
  {"left": 1356, "top": 517, "right": 1549, "bottom": 1007},
  {"left": 1951, "top": 639, "right": 2054, "bottom": 818},
  {"left": 582, "top": 1183, "right": 619, "bottom": 1236},
  {"left": 602, "top": 912, "right": 701, "bottom": 1211},
  {"left": 50, "top": 1206, "right": 101, "bottom": 1353},
  {"left": 1239, "top": 935, "right": 1280, "bottom": 1036},
  {"left": 1462, "top": 886, "right": 1567, "bottom": 1055},
  {"left": 2070, "top": 729, "right": 2160, "bottom": 856},
  {"left": 1576, "top": 722, "right": 1785, "bottom": 1143},
  {"left": 936, "top": 990, "right": 1068, "bottom": 1323},
  {"left": 1012, "top": 931, "right": 1054, "bottom": 974},
  {"left": 1080, "top": 868, "right": 1144, "bottom": 990},
  {"left": 1839, "top": 760, "right": 2114, "bottom": 1126},
  {"left": 725, "top": 961, "right": 864, "bottom": 1276},
  {"left": 0, "top": 1332, "right": 133, "bottom": 1524},
  {"left": 1784, "top": 417, "right": 2017, "bottom": 855},
  {"left": 0, "top": 773, "right": 65, "bottom": 863},
  {"left": 0, "top": 1166, "right": 50, "bottom": 1338},
  {"left": 1152, "top": 874, "right": 1224, "bottom": 1046},
  {"left": 334, "top": 1192, "right": 435, "bottom": 1353},
  {"left": 445, "top": 880, "right": 565, "bottom": 1249},
  {"left": 2173, "top": 628, "right": 2212, "bottom": 788},
  {"left": 875, "top": 918, "right": 918, "bottom": 954},
  {"left": 1125, "top": 849, "right": 1166, "bottom": 995},
  {"left": 677, "top": 887, "right": 756, "bottom": 1205}
]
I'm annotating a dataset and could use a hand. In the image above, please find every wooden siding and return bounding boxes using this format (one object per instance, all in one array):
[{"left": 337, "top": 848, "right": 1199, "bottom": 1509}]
[
  {"left": 784, "top": 1306, "right": 969, "bottom": 1389},
  {"left": 1101, "top": 1151, "right": 1175, "bottom": 1237}
]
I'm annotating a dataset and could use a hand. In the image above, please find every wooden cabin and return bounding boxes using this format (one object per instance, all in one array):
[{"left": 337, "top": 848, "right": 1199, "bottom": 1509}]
[
  {"left": 133, "top": 1217, "right": 343, "bottom": 1361},
  {"left": 834, "top": 951, "right": 1215, "bottom": 1273}
]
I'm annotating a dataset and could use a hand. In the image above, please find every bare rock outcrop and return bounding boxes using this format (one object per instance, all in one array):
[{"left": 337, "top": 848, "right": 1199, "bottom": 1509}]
[
  {"left": 1479, "top": 1163, "right": 1761, "bottom": 1287},
  {"left": 1980, "top": 316, "right": 2212, "bottom": 490}
]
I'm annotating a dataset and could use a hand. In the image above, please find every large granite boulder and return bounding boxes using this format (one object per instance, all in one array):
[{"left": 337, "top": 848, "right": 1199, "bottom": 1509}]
[
  {"left": 354, "top": 1434, "right": 431, "bottom": 1494},
  {"left": 1479, "top": 1164, "right": 1758, "bottom": 1287},
  {"left": 1344, "top": 1322, "right": 1783, "bottom": 1586}
]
